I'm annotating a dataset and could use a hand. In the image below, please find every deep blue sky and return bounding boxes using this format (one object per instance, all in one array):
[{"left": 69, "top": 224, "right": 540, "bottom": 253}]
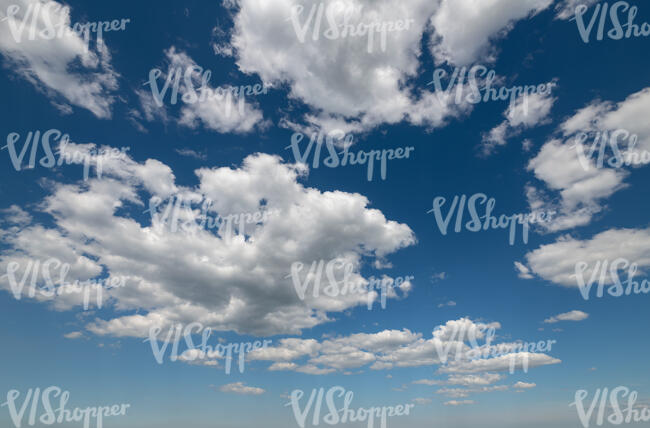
[{"left": 1, "top": 1, "right": 649, "bottom": 427}]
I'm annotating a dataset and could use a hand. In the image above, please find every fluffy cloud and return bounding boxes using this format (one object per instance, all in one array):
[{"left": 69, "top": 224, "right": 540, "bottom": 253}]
[
  {"left": 544, "top": 310, "right": 589, "bottom": 324},
  {"left": 437, "top": 353, "right": 560, "bottom": 374},
  {"left": 0, "top": 145, "right": 415, "bottom": 336},
  {"left": 220, "top": 382, "right": 265, "bottom": 395},
  {"left": 136, "top": 47, "right": 267, "bottom": 134},
  {"left": 226, "top": 0, "right": 547, "bottom": 134},
  {"left": 517, "top": 227, "right": 650, "bottom": 287},
  {"left": 525, "top": 87, "right": 650, "bottom": 231},
  {"left": 482, "top": 87, "right": 557, "bottom": 156},
  {"left": 0, "top": 0, "right": 119, "bottom": 117},
  {"left": 250, "top": 318, "right": 559, "bottom": 376},
  {"left": 430, "top": 0, "right": 553, "bottom": 66}
]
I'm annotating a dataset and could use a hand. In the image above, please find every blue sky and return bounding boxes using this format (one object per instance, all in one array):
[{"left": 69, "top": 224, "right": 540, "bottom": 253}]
[{"left": 1, "top": 0, "right": 650, "bottom": 427}]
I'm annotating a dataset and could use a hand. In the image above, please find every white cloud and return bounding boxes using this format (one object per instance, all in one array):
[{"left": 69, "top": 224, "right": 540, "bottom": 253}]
[
  {"left": 437, "top": 300, "right": 456, "bottom": 308},
  {"left": 555, "top": 0, "right": 599, "bottom": 20},
  {"left": 514, "top": 261, "right": 534, "bottom": 279},
  {"left": 437, "top": 385, "right": 508, "bottom": 398},
  {"left": 0, "top": 205, "right": 32, "bottom": 227},
  {"left": 220, "top": 382, "right": 265, "bottom": 395},
  {"left": 0, "top": 0, "right": 118, "bottom": 118},
  {"left": 482, "top": 87, "right": 556, "bottom": 156},
  {"left": 413, "top": 398, "right": 432, "bottom": 405},
  {"left": 175, "top": 148, "right": 207, "bottom": 160},
  {"left": 526, "top": 138, "right": 627, "bottom": 231},
  {"left": 447, "top": 373, "right": 503, "bottom": 386},
  {"left": 519, "top": 227, "right": 650, "bottom": 287},
  {"left": 525, "top": 87, "right": 650, "bottom": 231},
  {"left": 224, "top": 0, "right": 478, "bottom": 134},
  {"left": 63, "top": 331, "right": 83, "bottom": 339},
  {"left": 138, "top": 47, "right": 267, "bottom": 134},
  {"left": 0, "top": 146, "right": 415, "bottom": 336},
  {"left": 513, "top": 381, "right": 536, "bottom": 389},
  {"left": 444, "top": 399, "right": 475, "bottom": 406},
  {"left": 251, "top": 318, "right": 559, "bottom": 376},
  {"left": 437, "top": 353, "right": 560, "bottom": 374},
  {"left": 543, "top": 310, "right": 588, "bottom": 324},
  {"left": 429, "top": 0, "right": 553, "bottom": 66}
]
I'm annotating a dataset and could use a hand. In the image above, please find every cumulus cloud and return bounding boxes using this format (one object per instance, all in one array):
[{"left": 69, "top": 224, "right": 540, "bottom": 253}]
[
  {"left": 517, "top": 227, "right": 650, "bottom": 287},
  {"left": 429, "top": 0, "right": 553, "bottom": 66},
  {"left": 216, "top": 0, "right": 561, "bottom": 133},
  {"left": 543, "top": 310, "right": 588, "bottom": 324},
  {"left": 0, "top": 0, "right": 119, "bottom": 117},
  {"left": 0, "top": 145, "right": 415, "bottom": 336},
  {"left": 137, "top": 47, "right": 267, "bottom": 134},
  {"left": 250, "top": 318, "right": 560, "bottom": 376},
  {"left": 525, "top": 87, "right": 650, "bottom": 231}
]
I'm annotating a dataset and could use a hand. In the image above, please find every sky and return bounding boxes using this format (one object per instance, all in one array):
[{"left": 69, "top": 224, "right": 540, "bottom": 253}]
[{"left": 1, "top": 0, "right": 650, "bottom": 427}]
